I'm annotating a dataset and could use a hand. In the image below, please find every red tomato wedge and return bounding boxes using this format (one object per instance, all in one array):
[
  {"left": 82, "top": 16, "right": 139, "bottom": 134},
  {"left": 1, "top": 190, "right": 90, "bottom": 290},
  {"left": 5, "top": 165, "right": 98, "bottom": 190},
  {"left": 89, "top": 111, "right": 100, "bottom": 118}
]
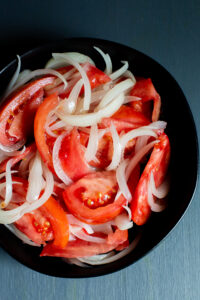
[
  {"left": 0, "top": 76, "right": 54, "bottom": 146},
  {"left": 100, "top": 105, "right": 150, "bottom": 133},
  {"left": 63, "top": 168, "right": 140, "bottom": 225},
  {"left": 131, "top": 133, "right": 170, "bottom": 225},
  {"left": 59, "top": 128, "right": 92, "bottom": 181},
  {"left": 0, "top": 143, "right": 36, "bottom": 173},
  {"left": 59, "top": 63, "right": 111, "bottom": 98},
  {"left": 130, "top": 78, "right": 161, "bottom": 122},
  {"left": 15, "top": 196, "right": 69, "bottom": 248},
  {"left": 34, "top": 93, "right": 59, "bottom": 172},
  {"left": 41, "top": 229, "right": 128, "bottom": 258}
]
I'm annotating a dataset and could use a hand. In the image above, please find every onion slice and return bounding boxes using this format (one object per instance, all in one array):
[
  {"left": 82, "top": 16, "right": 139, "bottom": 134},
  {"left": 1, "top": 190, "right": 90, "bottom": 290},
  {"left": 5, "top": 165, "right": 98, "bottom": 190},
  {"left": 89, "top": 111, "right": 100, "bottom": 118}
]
[
  {"left": 52, "top": 53, "right": 92, "bottom": 111},
  {"left": 52, "top": 131, "right": 73, "bottom": 185},
  {"left": 3, "top": 55, "right": 21, "bottom": 99},
  {"left": 116, "top": 159, "right": 131, "bottom": 201},
  {"left": 109, "top": 61, "right": 129, "bottom": 81},
  {"left": 94, "top": 46, "right": 112, "bottom": 75},
  {"left": 56, "top": 93, "right": 124, "bottom": 127},
  {"left": 147, "top": 173, "right": 167, "bottom": 212},
  {"left": 106, "top": 122, "right": 121, "bottom": 170},
  {"left": 85, "top": 124, "right": 99, "bottom": 162},
  {"left": 96, "top": 78, "right": 134, "bottom": 110}
]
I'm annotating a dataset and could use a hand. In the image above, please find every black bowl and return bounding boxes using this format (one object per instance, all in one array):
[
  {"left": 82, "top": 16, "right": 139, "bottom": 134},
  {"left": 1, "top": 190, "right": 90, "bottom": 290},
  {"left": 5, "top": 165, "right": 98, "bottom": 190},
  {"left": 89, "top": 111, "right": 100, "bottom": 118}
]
[{"left": 0, "top": 38, "right": 198, "bottom": 277}]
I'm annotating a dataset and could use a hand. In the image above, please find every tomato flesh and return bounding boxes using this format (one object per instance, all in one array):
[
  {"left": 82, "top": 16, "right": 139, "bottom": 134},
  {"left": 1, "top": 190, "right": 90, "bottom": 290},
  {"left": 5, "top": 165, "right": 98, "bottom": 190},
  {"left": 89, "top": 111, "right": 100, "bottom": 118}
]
[
  {"left": 131, "top": 133, "right": 170, "bottom": 225},
  {"left": 0, "top": 76, "right": 54, "bottom": 146}
]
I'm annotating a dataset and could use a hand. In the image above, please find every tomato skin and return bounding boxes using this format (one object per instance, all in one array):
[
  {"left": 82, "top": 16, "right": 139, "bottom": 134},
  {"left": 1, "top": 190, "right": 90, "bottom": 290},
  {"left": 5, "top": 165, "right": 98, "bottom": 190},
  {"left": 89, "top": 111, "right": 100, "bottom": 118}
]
[
  {"left": 131, "top": 133, "right": 170, "bottom": 225},
  {"left": 59, "top": 128, "right": 92, "bottom": 181},
  {"left": 41, "top": 196, "right": 69, "bottom": 248},
  {"left": 0, "top": 143, "right": 36, "bottom": 173},
  {"left": 40, "top": 229, "right": 128, "bottom": 258},
  {"left": 15, "top": 196, "right": 69, "bottom": 247},
  {"left": 130, "top": 78, "right": 161, "bottom": 122},
  {"left": 34, "top": 93, "right": 59, "bottom": 172},
  {"left": 63, "top": 168, "right": 139, "bottom": 225},
  {"left": 0, "top": 76, "right": 54, "bottom": 146}
]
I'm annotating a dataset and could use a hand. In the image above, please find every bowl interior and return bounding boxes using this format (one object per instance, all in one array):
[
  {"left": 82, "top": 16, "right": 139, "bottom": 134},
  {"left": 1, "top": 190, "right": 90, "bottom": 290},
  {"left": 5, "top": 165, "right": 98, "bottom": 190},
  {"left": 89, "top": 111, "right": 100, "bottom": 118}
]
[{"left": 0, "top": 38, "right": 198, "bottom": 277}]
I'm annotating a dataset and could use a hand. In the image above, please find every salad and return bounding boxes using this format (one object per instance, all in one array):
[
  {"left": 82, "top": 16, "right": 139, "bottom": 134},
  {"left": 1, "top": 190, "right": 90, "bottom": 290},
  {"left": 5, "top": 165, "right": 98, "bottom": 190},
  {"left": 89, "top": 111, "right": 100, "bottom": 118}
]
[{"left": 0, "top": 47, "right": 170, "bottom": 266}]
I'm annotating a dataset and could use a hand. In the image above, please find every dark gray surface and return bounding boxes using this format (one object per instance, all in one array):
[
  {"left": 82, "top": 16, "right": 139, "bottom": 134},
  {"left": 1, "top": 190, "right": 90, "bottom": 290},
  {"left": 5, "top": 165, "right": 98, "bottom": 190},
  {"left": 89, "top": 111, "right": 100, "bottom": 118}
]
[{"left": 0, "top": 1, "right": 200, "bottom": 299}]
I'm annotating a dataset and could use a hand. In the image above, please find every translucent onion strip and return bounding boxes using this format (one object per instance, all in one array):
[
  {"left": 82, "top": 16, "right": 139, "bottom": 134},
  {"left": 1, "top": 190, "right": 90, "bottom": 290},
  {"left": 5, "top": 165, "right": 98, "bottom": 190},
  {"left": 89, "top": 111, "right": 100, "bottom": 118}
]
[
  {"left": 109, "top": 61, "right": 129, "bottom": 81},
  {"left": 77, "top": 233, "right": 141, "bottom": 265},
  {"left": 0, "top": 164, "right": 54, "bottom": 224},
  {"left": 59, "top": 79, "right": 83, "bottom": 114},
  {"left": 6, "top": 69, "right": 68, "bottom": 97},
  {"left": 106, "top": 122, "right": 121, "bottom": 170},
  {"left": 67, "top": 214, "right": 94, "bottom": 234},
  {"left": 26, "top": 152, "right": 43, "bottom": 203},
  {"left": 3, "top": 159, "right": 13, "bottom": 208},
  {"left": 70, "top": 226, "right": 106, "bottom": 244},
  {"left": 52, "top": 132, "right": 73, "bottom": 185},
  {"left": 56, "top": 93, "right": 124, "bottom": 127},
  {"left": 85, "top": 124, "right": 99, "bottom": 162},
  {"left": 123, "top": 70, "right": 136, "bottom": 83},
  {"left": 0, "top": 139, "right": 25, "bottom": 153},
  {"left": 94, "top": 46, "right": 112, "bottom": 74},
  {"left": 116, "top": 159, "right": 131, "bottom": 201},
  {"left": 52, "top": 53, "right": 92, "bottom": 111},
  {"left": 3, "top": 55, "right": 21, "bottom": 99},
  {"left": 96, "top": 79, "right": 134, "bottom": 110},
  {"left": 45, "top": 52, "right": 95, "bottom": 69},
  {"left": 114, "top": 213, "right": 133, "bottom": 230},
  {"left": 147, "top": 173, "right": 167, "bottom": 212}
]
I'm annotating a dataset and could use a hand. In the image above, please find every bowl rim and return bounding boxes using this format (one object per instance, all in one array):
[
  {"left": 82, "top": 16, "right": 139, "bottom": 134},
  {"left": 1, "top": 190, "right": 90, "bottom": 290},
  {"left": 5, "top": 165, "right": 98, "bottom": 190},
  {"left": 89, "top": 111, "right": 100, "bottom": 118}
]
[{"left": 0, "top": 37, "right": 198, "bottom": 278}]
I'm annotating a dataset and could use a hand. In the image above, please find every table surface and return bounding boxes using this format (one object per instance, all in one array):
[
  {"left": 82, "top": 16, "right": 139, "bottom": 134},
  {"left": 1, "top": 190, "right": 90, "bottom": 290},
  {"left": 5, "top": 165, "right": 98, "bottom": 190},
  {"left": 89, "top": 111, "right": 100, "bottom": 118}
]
[{"left": 0, "top": 1, "right": 200, "bottom": 299}]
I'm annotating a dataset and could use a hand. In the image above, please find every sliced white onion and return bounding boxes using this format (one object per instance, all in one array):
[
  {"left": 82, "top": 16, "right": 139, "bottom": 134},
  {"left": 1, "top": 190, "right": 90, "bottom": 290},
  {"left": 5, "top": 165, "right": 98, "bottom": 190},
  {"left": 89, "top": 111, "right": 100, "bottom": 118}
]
[
  {"left": 6, "top": 69, "right": 68, "bottom": 98},
  {"left": 3, "top": 55, "right": 21, "bottom": 99},
  {"left": 3, "top": 159, "right": 13, "bottom": 208},
  {"left": 0, "top": 139, "right": 25, "bottom": 153},
  {"left": 53, "top": 54, "right": 92, "bottom": 111},
  {"left": 45, "top": 52, "right": 95, "bottom": 69},
  {"left": 56, "top": 93, "right": 124, "bottom": 127},
  {"left": 122, "top": 205, "right": 132, "bottom": 221},
  {"left": 18, "top": 152, "right": 35, "bottom": 178},
  {"left": 123, "top": 70, "right": 136, "bottom": 83},
  {"left": 116, "top": 159, "right": 131, "bottom": 201},
  {"left": 59, "top": 79, "right": 83, "bottom": 114},
  {"left": 70, "top": 226, "right": 106, "bottom": 243},
  {"left": 106, "top": 122, "right": 121, "bottom": 171},
  {"left": 5, "top": 224, "right": 40, "bottom": 247},
  {"left": 91, "top": 222, "right": 113, "bottom": 235},
  {"left": 149, "top": 171, "right": 169, "bottom": 199},
  {"left": 65, "top": 258, "right": 87, "bottom": 267},
  {"left": 96, "top": 79, "right": 134, "bottom": 110},
  {"left": 109, "top": 61, "right": 129, "bottom": 81},
  {"left": 52, "top": 131, "right": 73, "bottom": 185},
  {"left": 94, "top": 46, "right": 112, "bottom": 75},
  {"left": 147, "top": 173, "right": 167, "bottom": 212},
  {"left": 123, "top": 95, "right": 141, "bottom": 104},
  {"left": 45, "top": 113, "right": 59, "bottom": 138},
  {"left": 114, "top": 212, "right": 133, "bottom": 230},
  {"left": 15, "top": 69, "right": 31, "bottom": 87},
  {"left": 120, "top": 127, "right": 157, "bottom": 157},
  {"left": 135, "top": 136, "right": 149, "bottom": 153},
  {"left": 67, "top": 214, "right": 94, "bottom": 234},
  {"left": 45, "top": 67, "right": 76, "bottom": 91},
  {"left": 126, "top": 140, "right": 158, "bottom": 180},
  {"left": 85, "top": 124, "right": 99, "bottom": 162},
  {"left": 144, "top": 121, "right": 167, "bottom": 131},
  {"left": 78, "top": 233, "right": 141, "bottom": 265},
  {"left": 0, "top": 163, "right": 54, "bottom": 224}
]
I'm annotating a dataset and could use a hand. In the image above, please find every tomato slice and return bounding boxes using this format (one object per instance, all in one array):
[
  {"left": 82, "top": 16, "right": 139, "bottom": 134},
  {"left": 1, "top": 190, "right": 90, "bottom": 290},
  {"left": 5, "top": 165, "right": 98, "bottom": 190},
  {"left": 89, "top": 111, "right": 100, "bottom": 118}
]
[
  {"left": 100, "top": 105, "right": 150, "bottom": 133},
  {"left": 63, "top": 168, "right": 139, "bottom": 225},
  {"left": 130, "top": 78, "right": 161, "bottom": 122},
  {"left": 15, "top": 196, "right": 69, "bottom": 247},
  {"left": 131, "top": 133, "right": 170, "bottom": 225},
  {"left": 40, "top": 228, "right": 128, "bottom": 258},
  {"left": 59, "top": 128, "right": 92, "bottom": 181},
  {"left": 34, "top": 93, "right": 59, "bottom": 172},
  {"left": 0, "top": 143, "right": 36, "bottom": 173},
  {"left": 0, "top": 76, "right": 54, "bottom": 146}
]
